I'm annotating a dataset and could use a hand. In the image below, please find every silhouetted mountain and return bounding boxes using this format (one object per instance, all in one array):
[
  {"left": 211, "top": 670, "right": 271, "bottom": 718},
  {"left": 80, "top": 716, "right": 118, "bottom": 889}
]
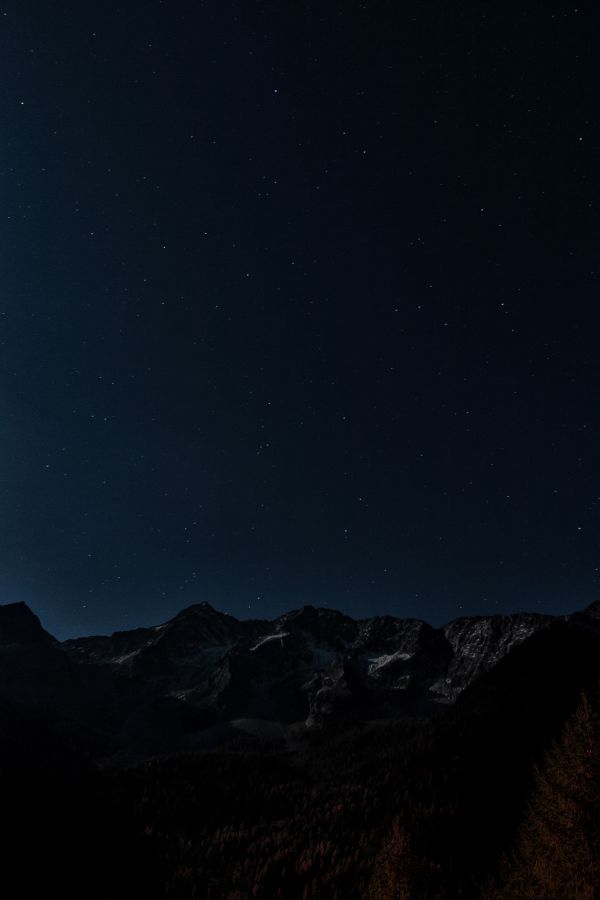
[
  {"left": 0, "top": 601, "right": 84, "bottom": 713},
  {"left": 0, "top": 601, "right": 54, "bottom": 646}
]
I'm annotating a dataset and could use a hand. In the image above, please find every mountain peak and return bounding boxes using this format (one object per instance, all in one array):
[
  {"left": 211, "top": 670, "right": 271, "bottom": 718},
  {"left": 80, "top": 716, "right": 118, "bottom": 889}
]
[
  {"left": 286, "top": 604, "right": 347, "bottom": 620},
  {"left": 172, "top": 601, "right": 228, "bottom": 621},
  {"left": 0, "top": 602, "right": 54, "bottom": 644}
]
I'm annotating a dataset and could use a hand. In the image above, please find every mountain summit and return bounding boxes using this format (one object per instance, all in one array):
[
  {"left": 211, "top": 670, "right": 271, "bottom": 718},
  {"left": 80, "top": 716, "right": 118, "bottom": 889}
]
[{"left": 0, "top": 601, "right": 54, "bottom": 646}]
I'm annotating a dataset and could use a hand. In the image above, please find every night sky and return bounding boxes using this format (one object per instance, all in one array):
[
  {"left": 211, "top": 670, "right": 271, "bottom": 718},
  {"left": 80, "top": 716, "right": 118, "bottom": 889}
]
[{"left": 1, "top": 2, "right": 599, "bottom": 639}]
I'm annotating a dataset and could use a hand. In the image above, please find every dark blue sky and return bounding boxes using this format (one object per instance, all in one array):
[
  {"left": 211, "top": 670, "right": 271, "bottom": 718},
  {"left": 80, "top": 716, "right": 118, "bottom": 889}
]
[{"left": 1, "top": 1, "right": 599, "bottom": 639}]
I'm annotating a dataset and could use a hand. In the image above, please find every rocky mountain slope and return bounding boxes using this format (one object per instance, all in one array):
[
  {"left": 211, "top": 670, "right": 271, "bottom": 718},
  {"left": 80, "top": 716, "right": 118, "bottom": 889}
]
[{"left": 0, "top": 598, "right": 598, "bottom": 760}]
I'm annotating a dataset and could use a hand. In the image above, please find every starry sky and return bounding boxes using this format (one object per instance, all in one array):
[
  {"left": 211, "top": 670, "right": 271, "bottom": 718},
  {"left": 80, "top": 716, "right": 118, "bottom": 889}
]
[{"left": 1, "top": 1, "right": 599, "bottom": 638}]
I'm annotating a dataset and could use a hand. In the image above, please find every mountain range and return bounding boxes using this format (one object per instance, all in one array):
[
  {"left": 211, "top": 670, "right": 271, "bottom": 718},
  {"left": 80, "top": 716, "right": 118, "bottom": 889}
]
[{"left": 0, "top": 598, "right": 598, "bottom": 762}]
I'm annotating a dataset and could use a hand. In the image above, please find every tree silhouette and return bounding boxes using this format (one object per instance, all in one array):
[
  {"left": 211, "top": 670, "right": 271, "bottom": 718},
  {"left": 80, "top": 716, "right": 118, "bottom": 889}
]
[
  {"left": 364, "top": 819, "right": 420, "bottom": 900},
  {"left": 487, "top": 689, "right": 600, "bottom": 899}
]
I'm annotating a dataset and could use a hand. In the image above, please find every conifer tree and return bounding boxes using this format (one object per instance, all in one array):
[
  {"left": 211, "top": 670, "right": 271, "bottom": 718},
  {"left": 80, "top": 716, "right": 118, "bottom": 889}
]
[
  {"left": 364, "top": 819, "right": 420, "bottom": 900},
  {"left": 487, "top": 689, "right": 600, "bottom": 899}
]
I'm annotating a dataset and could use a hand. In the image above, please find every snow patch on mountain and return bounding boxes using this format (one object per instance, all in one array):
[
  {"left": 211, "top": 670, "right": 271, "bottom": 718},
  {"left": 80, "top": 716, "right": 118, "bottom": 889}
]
[
  {"left": 368, "top": 651, "right": 413, "bottom": 675},
  {"left": 251, "top": 633, "right": 289, "bottom": 652}
]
